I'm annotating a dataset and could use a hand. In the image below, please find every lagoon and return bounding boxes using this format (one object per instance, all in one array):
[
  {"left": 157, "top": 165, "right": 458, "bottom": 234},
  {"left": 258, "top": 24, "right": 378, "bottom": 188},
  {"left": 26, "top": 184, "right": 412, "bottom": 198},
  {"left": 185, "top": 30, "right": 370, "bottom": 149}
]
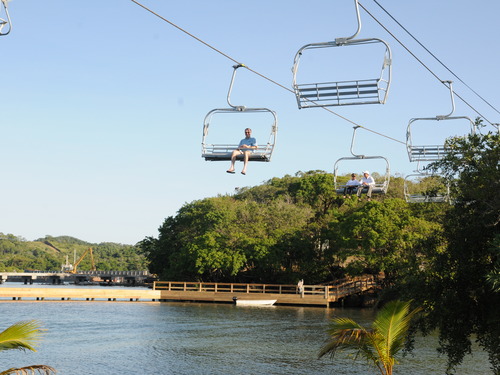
[{"left": 0, "top": 297, "right": 490, "bottom": 374}]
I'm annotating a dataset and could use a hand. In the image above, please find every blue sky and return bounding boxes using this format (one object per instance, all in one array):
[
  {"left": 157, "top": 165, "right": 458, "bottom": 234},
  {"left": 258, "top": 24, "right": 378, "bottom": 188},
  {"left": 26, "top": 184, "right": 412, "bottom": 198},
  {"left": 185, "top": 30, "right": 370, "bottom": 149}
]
[{"left": 1, "top": 0, "right": 498, "bottom": 245}]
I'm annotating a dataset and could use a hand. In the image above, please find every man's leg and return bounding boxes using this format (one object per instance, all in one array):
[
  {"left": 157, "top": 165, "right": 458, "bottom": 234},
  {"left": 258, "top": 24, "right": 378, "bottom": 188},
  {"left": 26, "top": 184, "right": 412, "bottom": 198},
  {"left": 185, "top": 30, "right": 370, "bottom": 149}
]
[
  {"left": 241, "top": 151, "right": 250, "bottom": 174},
  {"left": 357, "top": 186, "right": 368, "bottom": 200},
  {"left": 227, "top": 150, "right": 240, "bottom": 172},
  {"left": 366, "top": 185, "right": 374, "bottom": 199}
]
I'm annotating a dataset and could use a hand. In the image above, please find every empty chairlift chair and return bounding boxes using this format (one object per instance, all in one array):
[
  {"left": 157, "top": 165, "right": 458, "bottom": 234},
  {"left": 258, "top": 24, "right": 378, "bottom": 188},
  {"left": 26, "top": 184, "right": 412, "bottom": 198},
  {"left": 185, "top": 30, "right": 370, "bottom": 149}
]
[
  {"left": 404, "top": 167, "right": 451, "bottom": 204},
  {"left": 202, "top": 64, "right": 278, "bottom": 162},
  {"left": 333, "top": 126, "right": 390, "bottom": 195},
  {"left": 292, "top": 0, "right": 392, "bottom": 109},
  {"left": 406, "top": 81, "right": 476, "bottom": 162},
  {"left": 0, "top": 0, "right": 12, "bottom": 36}
]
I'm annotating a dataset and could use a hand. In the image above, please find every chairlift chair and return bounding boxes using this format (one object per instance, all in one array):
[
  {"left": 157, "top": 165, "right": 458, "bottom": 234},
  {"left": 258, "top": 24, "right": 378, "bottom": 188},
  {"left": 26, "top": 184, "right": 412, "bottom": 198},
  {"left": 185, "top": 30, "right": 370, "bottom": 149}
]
[
  {"left": 0, "top": 0, "right": 11, "bottom": 36},
  {"left": 202, "top": 64, "right": 278, "bottom": 162},
  {"left": 404, "top": 172, "right": 450, "bottom": 203},
  {"left": 292, "top": 0, "right": 392, "bottom": 109},
  {"left": 333, "top": 126, "right": 390, "bottom": 195},
  {"left": 406, "top": 81, "right": 476, "bottom": 162}
]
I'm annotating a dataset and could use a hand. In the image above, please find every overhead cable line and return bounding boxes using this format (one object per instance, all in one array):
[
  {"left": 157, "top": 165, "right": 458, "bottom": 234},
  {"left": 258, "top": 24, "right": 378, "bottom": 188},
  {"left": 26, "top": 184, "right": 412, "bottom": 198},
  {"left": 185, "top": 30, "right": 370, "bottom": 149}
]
[
  {"left": 371, "top": 0, "right": 500, "bottom": 117},
  {"left": 130, "top": 0, "right": 405, "bottom": 145},
  {"left": 358, "top": 2, "right": 495, "bottom": 126}
]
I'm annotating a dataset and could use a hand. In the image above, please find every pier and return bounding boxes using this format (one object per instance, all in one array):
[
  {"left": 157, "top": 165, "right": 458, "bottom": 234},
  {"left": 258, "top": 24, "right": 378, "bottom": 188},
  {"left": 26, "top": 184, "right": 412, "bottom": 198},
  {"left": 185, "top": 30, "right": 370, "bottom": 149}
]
[
  {"left": 0, "top": 287, "right": 161, "bottom": 302},
  {"left": 0, "top": 276, "right": 379, "bottom": 307},
  {"left": 153, "top": 277, "right": 378, "bottom": 307},
  {"left": 0, "top": 270, "right": 153, "bottom": 285}
]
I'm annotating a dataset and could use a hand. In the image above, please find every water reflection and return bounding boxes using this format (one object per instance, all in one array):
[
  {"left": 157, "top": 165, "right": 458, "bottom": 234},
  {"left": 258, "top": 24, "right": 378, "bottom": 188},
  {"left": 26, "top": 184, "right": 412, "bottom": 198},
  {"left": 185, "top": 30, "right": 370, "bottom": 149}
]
[{"left": 0, "top": 302, "right": 490, "bottom": 375}]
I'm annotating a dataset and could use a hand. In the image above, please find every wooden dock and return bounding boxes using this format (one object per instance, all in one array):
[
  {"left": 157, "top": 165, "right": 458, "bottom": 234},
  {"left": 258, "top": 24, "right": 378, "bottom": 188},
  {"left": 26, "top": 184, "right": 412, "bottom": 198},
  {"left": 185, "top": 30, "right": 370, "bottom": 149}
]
[
  {"left": 0, "top": 276, "right": 378, "bottom": 307},
  {"left": 153, "top": 277, "right": 378, "bottom": 307}
]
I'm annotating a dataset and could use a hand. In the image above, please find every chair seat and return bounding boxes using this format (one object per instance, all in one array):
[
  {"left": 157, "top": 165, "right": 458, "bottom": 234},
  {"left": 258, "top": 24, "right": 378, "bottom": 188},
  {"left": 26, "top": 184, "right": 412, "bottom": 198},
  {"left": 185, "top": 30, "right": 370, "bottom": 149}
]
[{"left": 202, "top": 145, "right": 272, "bottom": 162}]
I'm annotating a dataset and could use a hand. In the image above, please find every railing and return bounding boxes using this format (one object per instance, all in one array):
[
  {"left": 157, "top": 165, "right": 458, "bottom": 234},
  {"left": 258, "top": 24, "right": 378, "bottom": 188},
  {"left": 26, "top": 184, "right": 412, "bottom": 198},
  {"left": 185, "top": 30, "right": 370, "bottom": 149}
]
[
  {"left": 154, "top": 275, "right": 379, "bottom": 301},
  {"left": 14, "top": 270, "right": 151, "bottom": 276},
  {"left": 324, "top": 275, "right": 379, "bottom": 300},
  {"left": 77, "top": 270, "right": 150, "bottom": 276},
  {"left": 154, "top": 282, "right": 299, "bottom": 294},
  {"left": 1, "top": 271, "right": 151, "bottom": 279}
]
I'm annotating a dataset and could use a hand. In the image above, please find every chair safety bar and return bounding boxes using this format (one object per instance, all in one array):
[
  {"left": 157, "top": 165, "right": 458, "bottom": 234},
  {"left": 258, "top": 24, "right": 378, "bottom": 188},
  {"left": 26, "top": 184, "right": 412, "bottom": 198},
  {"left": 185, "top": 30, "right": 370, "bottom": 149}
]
[
  {"left": 202, "top": 144, "right": 273, "bottom": 162},
  {"left": 334, "top": 183, "right": 388, "bottom": 195}
]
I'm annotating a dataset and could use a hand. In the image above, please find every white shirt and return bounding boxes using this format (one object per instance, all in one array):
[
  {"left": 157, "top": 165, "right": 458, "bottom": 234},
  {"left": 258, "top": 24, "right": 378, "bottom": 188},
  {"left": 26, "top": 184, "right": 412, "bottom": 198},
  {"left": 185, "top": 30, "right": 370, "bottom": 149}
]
[
  {"left": 346, "top": 179, "right": 361, "bottom": 186},
  {"left": 361, "top": 175, "right": 375, "bottom": 186}
]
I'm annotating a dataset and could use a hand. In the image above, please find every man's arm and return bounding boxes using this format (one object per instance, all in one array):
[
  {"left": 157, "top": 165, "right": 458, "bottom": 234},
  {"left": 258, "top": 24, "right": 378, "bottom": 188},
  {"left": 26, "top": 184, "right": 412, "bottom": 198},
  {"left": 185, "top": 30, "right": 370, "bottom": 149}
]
[{"left": 239, "top": 138, "right": 257, "bottom": 149}]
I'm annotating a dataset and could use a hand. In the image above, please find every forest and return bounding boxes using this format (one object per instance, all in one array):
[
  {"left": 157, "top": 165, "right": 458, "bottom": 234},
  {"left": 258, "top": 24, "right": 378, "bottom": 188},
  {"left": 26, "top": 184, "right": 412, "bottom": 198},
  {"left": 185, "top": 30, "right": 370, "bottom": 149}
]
[
  {"left": 139, "top": 171, "right": 441, "bottom": 284},
  {"left": 0, "top": 234, "right": 147, "bottom": 272}
]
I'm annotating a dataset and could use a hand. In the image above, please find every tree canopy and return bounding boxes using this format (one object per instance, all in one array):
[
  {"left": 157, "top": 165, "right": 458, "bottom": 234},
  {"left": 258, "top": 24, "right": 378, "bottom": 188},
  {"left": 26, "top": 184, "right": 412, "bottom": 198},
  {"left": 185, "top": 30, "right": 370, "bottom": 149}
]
[
  {"left": 0, "top": 235, "right": 146, "bottom": 272},
  {"left": 399, "top": 127, "right": 500, "bottom": 374},
  {"left": 140, "top": 171, "right": 446, "bottom": 285}
]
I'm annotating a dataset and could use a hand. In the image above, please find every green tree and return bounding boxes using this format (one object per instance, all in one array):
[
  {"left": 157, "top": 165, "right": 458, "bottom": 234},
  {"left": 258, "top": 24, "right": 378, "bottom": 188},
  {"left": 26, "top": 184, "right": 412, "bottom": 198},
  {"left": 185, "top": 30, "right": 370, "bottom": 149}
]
[
  {"left": 140, "top": 171, "right": 449, "bottom": 285},
  {"left": 330, "top": 199, "right": 441, "bottom": 285},
  {"left": 401, "top": 127, "right": 500, "bottom": 373},
  {"left": 295, "top": 171, "right": 339, "bottom": 216},
  {"left": 140, "top": 195, "right": 314, "bottom": 283},
  {"left": 0, "top": 235, "right": 146, "bottom": 272},
  {"left": 0, "top": 320, "right": 56, "bottom": 375},
  {"left": 384, "top": 175, "right": 405, "bottom": 200},
  {"left": 319, "top": 300, "right": 421, "bottom": 375}
]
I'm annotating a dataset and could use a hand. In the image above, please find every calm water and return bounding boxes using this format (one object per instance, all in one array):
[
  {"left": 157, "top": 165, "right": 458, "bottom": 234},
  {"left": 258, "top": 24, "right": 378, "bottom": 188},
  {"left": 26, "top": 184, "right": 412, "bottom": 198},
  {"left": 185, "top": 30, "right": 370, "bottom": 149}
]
[{"left": 0, "top": 288, "right": 491, "bottom": 375}]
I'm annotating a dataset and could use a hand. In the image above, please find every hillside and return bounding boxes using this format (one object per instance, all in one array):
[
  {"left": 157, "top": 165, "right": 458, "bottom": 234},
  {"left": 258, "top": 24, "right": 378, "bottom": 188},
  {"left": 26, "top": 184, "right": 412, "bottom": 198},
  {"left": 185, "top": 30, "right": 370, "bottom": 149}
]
[
  {"left": 139, "top": 171, "right": 453, "bottom": 284},
  {"left": 0, "top": 234, "right": 147, "bottom": 272}
]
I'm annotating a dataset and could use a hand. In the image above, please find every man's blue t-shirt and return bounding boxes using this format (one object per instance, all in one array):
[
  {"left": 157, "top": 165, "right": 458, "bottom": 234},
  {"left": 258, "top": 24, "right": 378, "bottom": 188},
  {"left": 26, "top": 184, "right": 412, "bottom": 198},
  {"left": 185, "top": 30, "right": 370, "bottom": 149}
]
[{"left": 238, "top": 137, "right": 257, "bottom": 149}]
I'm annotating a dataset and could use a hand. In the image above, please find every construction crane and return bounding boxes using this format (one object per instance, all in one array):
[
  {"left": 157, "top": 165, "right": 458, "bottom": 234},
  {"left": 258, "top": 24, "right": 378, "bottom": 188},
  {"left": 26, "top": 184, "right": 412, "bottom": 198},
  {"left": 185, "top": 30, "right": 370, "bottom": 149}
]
[{"left": 64, "top": 247, "right": 96, "bottom": 274}]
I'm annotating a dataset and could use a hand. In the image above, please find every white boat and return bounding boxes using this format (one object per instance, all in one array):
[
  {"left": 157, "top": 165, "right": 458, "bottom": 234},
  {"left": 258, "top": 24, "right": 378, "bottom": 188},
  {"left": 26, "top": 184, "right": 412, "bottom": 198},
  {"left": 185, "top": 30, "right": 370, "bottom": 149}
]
[{"left": 234, "top": 298, "right": 277, "bottom": 306}]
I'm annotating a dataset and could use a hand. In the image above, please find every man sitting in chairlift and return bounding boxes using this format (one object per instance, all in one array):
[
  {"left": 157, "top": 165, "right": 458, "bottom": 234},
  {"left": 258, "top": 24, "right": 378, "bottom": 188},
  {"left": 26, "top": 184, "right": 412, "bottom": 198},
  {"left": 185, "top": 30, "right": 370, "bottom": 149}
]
[
  {"left": 357, "top": 170, "right": 376, "bottom": 201},
  {"left": 343, "top": 173, "right": 361, "bottom": 198},
  {"left": 226, "top": 128, "right": 257, "bottom": 176}
]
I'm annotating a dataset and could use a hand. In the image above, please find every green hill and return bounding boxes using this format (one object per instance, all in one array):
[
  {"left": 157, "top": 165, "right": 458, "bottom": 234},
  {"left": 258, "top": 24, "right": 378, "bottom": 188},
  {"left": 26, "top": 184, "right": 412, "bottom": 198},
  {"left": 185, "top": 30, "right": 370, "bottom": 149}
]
[{"left": 0, "top": 234, "right": 147, "bottom": 272}]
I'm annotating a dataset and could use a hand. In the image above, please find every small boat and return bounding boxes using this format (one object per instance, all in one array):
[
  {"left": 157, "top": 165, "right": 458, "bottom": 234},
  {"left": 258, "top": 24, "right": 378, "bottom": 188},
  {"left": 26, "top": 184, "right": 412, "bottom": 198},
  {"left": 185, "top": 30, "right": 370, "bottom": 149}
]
[{"left": 233, "top": 297, "right": 277, "bottom": 306}]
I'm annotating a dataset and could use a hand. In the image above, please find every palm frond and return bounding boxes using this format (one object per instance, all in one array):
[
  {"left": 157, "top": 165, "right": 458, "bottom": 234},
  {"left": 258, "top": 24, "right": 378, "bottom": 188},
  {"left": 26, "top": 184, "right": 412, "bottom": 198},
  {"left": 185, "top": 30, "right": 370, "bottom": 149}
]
[
  {"left": 372, "top": 301, "right": 422, "bottom": 363},
  {"left": 0, "top": 364, "right": 57, "bottom": 375},
  {"left": 319, "top": 317, "right": 374, "bottom": 359},
  {"left": 319, "top": 300, "right": 421, "bottom": 375},
  {"left": 0, "top": 321, "right": 45, "bottom": 353}
]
